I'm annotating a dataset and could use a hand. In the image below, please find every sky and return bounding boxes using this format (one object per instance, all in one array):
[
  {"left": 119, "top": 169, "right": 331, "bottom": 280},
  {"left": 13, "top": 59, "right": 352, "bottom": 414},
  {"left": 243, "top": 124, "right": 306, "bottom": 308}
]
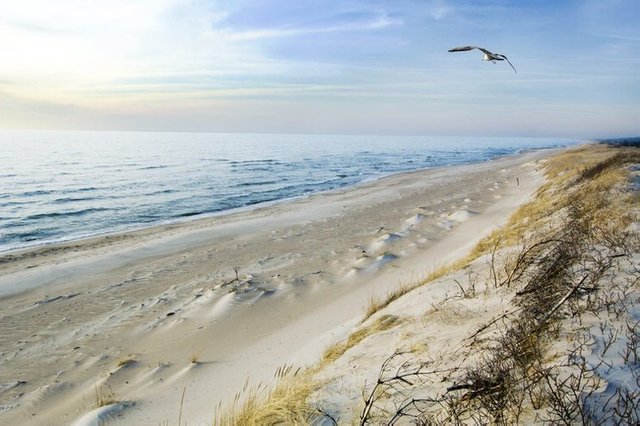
[{"left": 0, "top": 0, "right": 638, "bottom": 138}]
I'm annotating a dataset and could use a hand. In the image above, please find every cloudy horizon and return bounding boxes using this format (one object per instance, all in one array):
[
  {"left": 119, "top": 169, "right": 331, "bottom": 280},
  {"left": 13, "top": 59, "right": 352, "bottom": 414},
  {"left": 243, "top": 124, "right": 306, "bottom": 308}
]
[{"left": 0, "top": 0, "right": 638, "bottom": 138}]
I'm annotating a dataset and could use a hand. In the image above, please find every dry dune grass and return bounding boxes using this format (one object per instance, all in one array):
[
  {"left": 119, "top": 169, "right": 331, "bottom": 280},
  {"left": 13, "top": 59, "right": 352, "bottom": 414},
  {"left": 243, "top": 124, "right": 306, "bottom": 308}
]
[
  {"left": 361, "top": 264, "right": 464, "bottom": 323},
  {"left": 213, "top": 366, "right": 318, "bottom": 426},
  {"left": 417, "top": 144, "right": 640, "bottom": 424},
  {"left": 115, "top": 357, "right": 136, "bottom": 368},
  {"left": 361, "top": 146, "right": 627, "bottom": 322},
  {"left": 214, "top": 143, "right": 640, "bottom": 424},
  {"left": 470, "top": 143, "right": 638, "bottom": 258},
  {"left": 363, "top": 283, "right": 416, "bottom": 322},
  {"left": 322, "top": 314, "right": 401, "bottom": 364},
  {"left": 214, "top": 316, "right": 403, "bottom": 424},
  {"left": 95, "top": 384, "right": 118, "bottom": 408}
]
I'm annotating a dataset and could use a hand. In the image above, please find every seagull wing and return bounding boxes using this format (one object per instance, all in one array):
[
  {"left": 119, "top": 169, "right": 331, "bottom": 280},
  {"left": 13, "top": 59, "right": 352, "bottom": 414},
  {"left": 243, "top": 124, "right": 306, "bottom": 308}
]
[
  {"left": 476, "top": 47, "right": 495, "bottom": 56},
  {"left": 495, "top": 54, "right": 517, "bottom": 74},
  {"left": 448, "top": 46, "right": 480, "bottom": 52},
  {"left": 449, "top": 46, "right": 497, "bottom": 57}
]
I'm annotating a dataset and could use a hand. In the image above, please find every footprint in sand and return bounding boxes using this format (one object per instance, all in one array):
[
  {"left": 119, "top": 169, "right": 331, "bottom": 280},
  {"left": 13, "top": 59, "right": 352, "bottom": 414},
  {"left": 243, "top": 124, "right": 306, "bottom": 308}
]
[
  {"left": 437, "top": 209, "right": 477, "bottom": 230},
  {"left": 369, "top": 233, "right": 402, "bottom": 252},
  {"left": 402, "top": 213, "right": 426, "bottom": 231},
  {"left": 23, "top": 381, "right": 73, "bottom": 407},
  {"left": 350, "top": 252, "right": 399, "bottom": 275},
  {"left": 72, "top": 401, "right": 134, "bottom": 426},
  {"left": 448, "top": 209, "right": 478, "bottom": 223},
  {"left": 437, "top": 219, "right": 454, "bottom": 231}
]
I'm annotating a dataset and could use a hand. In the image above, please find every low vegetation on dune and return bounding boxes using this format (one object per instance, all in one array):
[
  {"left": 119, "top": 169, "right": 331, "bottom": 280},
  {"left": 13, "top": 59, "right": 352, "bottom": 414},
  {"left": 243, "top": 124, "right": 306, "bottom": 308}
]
[
  {"left": 215, "top": 142, "right": 640, "bottom": 425},
  {"left": 213, "top": 365, "right": 318, "bottom": 425},
  {"left": 95, "top": 384, "right": 119, "bottom": 408}
]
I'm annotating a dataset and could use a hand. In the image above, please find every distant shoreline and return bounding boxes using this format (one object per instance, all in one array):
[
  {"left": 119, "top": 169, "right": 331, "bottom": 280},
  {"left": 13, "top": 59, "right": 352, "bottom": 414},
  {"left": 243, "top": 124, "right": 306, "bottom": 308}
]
[
  {"left": 0, "top": 131, "right": 579, "bottom": 255},
  {"left": 0, "top": 145, "right": 571, "bottom": 259}
]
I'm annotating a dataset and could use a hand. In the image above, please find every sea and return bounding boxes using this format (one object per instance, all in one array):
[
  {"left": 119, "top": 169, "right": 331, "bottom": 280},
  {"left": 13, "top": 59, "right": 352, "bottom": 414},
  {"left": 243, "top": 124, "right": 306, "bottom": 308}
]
[{"left": 0, "top": 130, "right": 579, "bottom": 253}]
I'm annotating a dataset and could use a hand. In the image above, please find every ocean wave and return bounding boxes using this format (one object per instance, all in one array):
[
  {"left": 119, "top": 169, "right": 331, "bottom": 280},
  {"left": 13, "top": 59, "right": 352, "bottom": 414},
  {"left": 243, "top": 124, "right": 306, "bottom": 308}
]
[
  {"left": 3, "top": 231, "right": 44, "bottom": 242},
  {"left": 220, "top": 180, "right": 339, "bottom": 209},
  {"left": 176, "top": 210, "right": 204, "bottom": 218},
  {"left": 24, "top": 207, "right": 112, "bottom": 221},
  {"left": 52, "top": 196, "right": 97, "bottom": 204},
  {"left": 231, "top": 166, "right": 275, "bottom": 173},
  {"left": 229, "top": 159, "right": 281, "bottom": 165},
  {"left": 74, "top": 186, "right": 99, "bottom": 192},
  {"left": 22, "top": 189, "right": 55, "bottom": 197},
  {"left": 197, "top": 158, "right": 230, "bottom": 164},
  {"left": 219, "top": 193, "right": 280, "bottom": 209},
  {"left": 138, "top": 165, "right": 170, "bottom": 170},
  {"left": 149, "top": 189, "right": 179, "bottom": 195},
  {"left": 0, "top": 200, "right": 31, "bottom": 207},
  {"left": 232, "top": 180, "right": 281, "bottom": 188}
]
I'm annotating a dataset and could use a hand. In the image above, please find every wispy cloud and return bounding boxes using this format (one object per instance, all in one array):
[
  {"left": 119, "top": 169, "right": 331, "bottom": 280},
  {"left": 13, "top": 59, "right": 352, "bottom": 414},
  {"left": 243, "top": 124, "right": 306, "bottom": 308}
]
[
  {"left": 225, "top": 12, "right": 402, "bottom": 41},
  {"left": 587, "top": 31, "right": 640, "bottom": 42},
  {"left": 426, "top": 0, "right": 453, "bottom": 20}
]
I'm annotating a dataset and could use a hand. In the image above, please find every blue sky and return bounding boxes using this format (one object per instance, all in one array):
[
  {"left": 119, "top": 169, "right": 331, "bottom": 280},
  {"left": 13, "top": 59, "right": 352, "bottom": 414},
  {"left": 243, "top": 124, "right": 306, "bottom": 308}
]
[{"left": 0, "top": 0, "right": 638, "bottom": 137}]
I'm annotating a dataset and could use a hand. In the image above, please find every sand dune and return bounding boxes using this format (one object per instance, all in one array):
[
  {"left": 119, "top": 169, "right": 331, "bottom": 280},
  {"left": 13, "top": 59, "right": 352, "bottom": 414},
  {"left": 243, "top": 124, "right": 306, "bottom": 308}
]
[{"left": 0, "top": 150, "right": 553, "bottom": 425}]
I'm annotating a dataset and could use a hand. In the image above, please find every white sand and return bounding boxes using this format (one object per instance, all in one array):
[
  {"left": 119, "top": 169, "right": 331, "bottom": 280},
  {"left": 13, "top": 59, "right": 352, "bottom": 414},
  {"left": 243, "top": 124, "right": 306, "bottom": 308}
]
[{"left": 0, "top": 150, "right": 553, "bottom": 425}]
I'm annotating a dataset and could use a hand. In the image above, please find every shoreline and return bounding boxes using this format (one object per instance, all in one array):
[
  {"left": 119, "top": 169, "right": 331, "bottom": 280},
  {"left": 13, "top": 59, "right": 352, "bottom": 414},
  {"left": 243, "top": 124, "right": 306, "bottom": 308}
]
[
  {"left": 0, "top": 146, "right": 567, "bottom": 259},
  {"left": 0, "top": 149, "right": 560, "bottom": 300},
  {"left": 0, "top": 148, "right": 560, "bottom": 425}
]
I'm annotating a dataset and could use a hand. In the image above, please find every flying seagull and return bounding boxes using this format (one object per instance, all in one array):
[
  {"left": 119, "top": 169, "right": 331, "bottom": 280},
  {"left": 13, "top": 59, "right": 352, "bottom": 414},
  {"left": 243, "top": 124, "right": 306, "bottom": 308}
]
[{"left": 448, "top": 46, "right": 517, "bottom": 74}]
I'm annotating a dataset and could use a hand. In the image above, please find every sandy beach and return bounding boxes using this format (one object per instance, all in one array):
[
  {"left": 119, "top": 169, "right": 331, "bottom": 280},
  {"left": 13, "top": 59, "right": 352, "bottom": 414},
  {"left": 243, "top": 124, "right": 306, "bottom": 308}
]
[{"left": 0, "top": 150, "right": 554, "bottom": 425}]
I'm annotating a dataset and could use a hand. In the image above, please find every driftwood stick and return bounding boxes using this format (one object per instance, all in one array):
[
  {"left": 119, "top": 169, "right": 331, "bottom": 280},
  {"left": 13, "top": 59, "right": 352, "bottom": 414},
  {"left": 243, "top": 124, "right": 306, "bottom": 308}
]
[
  {"left": 465, "top": 308, "right": 521, "bottom": 343},
  {"left": 538, "top": 274, "right": 589, "bottom": 325}
]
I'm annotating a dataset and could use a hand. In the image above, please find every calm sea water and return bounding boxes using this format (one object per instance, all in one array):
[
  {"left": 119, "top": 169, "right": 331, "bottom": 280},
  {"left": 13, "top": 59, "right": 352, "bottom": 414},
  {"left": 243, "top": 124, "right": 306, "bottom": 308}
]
[{"left": 0, "top": 130, "right": 578, "bottom": 253}]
